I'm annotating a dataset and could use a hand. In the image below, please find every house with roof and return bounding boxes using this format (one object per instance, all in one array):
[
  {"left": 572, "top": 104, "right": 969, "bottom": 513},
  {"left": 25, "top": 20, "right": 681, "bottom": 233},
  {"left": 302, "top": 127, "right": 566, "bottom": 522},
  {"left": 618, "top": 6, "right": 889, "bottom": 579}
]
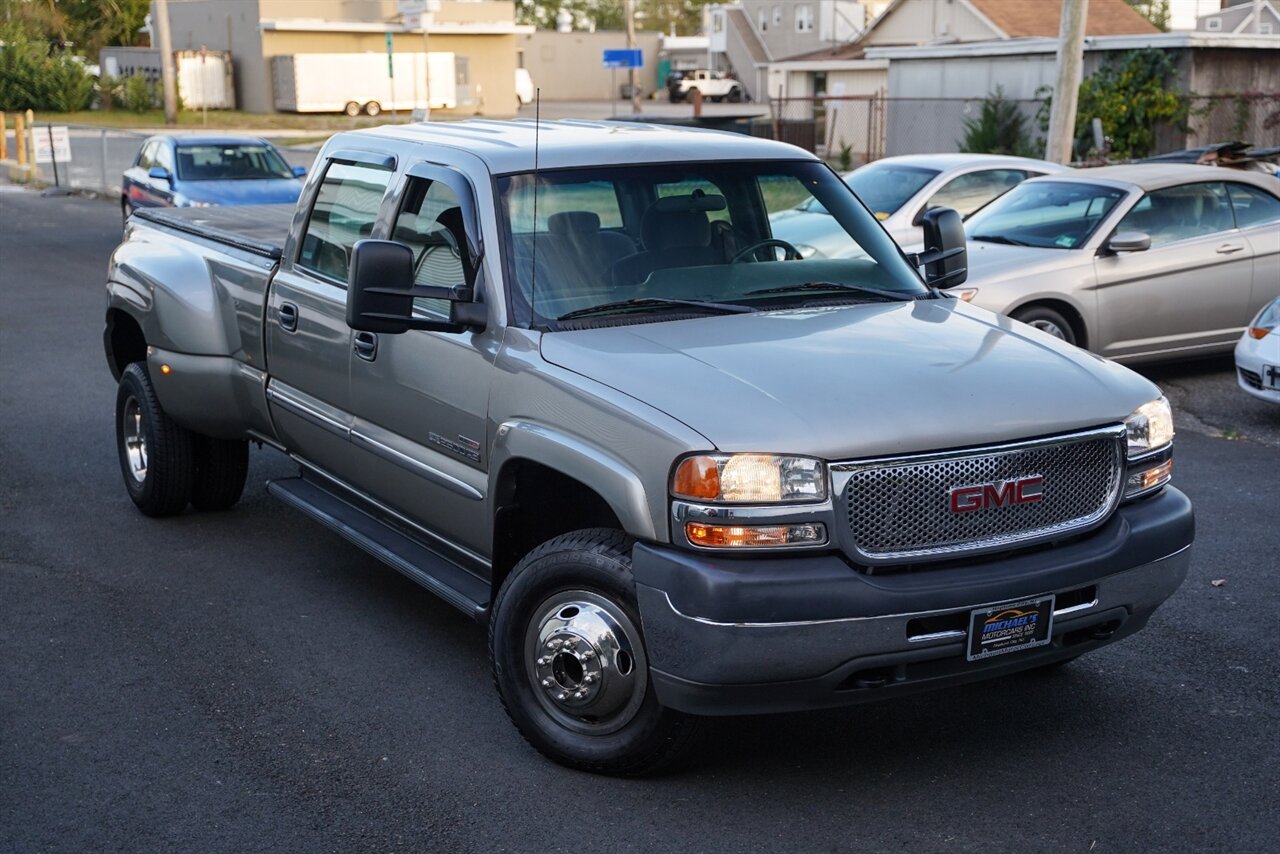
[{"left": 1198, "top": 0, "right": 1280, "bottom": 35}]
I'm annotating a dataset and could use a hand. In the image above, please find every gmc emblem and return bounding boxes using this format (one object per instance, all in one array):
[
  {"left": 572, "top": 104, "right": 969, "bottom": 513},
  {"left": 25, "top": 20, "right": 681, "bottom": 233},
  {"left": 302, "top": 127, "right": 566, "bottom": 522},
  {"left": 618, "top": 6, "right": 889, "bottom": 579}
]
[{"left": 949, "top": 475, "right": 1044, "bottom": 513}]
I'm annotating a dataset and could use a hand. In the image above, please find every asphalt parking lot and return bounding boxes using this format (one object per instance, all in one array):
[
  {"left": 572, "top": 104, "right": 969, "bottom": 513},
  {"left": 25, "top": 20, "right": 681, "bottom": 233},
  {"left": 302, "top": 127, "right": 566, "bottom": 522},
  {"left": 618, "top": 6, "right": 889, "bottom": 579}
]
[{"left": 2, "top": 188, "right": 1278, "bottom": 852}]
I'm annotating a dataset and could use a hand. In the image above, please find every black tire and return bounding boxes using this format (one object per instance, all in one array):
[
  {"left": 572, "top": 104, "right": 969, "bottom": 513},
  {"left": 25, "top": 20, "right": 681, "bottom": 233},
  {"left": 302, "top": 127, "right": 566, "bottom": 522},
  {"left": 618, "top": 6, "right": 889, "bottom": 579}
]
[
  {"left": 727, "top": 87, "right": 743, "bottom": 103},
  {"left": 116, "top": 362, "right": 193, "bottom": 517},
  {"left": 1011, "top": 305, "right": 1077, "bottom": 346},
  {"left": 490, "top": 528, "right": 702, "bottom": 776},
  {"left": 190, "top": 436, "right": 249, "bottom": 512},
  {"left": 364, "top": 101, "right": 382, "bottom": 117},
  {"left": 343, "top": 101, "right": 361, "bottom": 118}
]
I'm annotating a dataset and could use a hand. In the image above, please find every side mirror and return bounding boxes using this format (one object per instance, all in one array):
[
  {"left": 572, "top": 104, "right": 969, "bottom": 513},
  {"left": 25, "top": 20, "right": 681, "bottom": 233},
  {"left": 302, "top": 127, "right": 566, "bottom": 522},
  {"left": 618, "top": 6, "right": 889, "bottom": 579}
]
[
  {"left": 148, "top": 166, "right": 171, "bottom": 182},
  {"left": 913, "top": 207, "right": 967, "bottom": 287},
  {"left": 1105, "top": 231, "right": 1151, "bottom": 254},
  {"left": 346, "top": 239, "right": 485, "bottom": 334},
  {"left": 292, "top": 165, "right": 307, "bottom": 178}
]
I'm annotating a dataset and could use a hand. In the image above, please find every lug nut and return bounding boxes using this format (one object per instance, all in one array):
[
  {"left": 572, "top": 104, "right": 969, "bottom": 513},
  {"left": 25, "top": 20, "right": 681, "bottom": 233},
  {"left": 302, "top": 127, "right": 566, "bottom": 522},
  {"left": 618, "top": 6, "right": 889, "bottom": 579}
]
[
  {"left": 557, "top": 692, "right": 567, "bottom": 701},
  {"left": 541, "top": 678, "right": 552, "bottom": 687},
  {"left": 583, "top": 673, "right": 597, "bottom": 684},
  {"left": 580, "top": 650, "right": 595, "bottom": 660}
]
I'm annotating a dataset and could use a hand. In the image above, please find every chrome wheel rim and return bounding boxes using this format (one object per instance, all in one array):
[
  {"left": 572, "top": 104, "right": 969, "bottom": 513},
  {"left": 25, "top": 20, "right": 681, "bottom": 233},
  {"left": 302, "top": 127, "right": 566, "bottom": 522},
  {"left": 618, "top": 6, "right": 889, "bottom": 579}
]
[
  {"left": 1028, "top": 318, "right": 1067, "bottom": 340},
  {"left": 122, "top": 395, "right": 147, "bottom": 483},
  {"left": 524, "top": 590, "right": 647, "bottom": 736}
]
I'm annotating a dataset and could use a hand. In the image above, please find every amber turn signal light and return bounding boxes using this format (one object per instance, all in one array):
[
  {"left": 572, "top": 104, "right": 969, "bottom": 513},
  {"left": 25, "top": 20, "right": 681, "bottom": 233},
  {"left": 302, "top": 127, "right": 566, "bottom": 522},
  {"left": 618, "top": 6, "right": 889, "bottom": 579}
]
[{"left": 672, "top": 456, "right": 721, "bottom": 500}]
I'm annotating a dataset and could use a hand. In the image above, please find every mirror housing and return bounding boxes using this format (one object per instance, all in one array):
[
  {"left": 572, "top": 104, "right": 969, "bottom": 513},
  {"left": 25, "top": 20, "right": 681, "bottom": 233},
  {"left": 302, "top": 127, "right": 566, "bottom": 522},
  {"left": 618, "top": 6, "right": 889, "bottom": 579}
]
[
  {"left": 148, "top": 166, "right": 171, "bottom": 182},
  {"left": 911, "top": 207, "right": 968, "bottom": 288},
  {"left": 346, "top": 239, "right": 485, "bottom": 334},
  {"left": 292, "top": 165, "right": 307, "bottom": 178},
  {"left": 1104, "top": 231, "right": 1151, "bottom": 254}
]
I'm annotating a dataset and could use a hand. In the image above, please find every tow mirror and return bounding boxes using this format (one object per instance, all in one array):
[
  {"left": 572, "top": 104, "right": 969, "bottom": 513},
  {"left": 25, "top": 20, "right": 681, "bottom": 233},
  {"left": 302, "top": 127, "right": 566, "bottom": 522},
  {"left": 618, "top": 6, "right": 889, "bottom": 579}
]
[
  {"left": 346, "top": 239, "right": 485, "bottom": 334},
  {"left": 148, "top": 166, "right": 171, "bottom": 183},
  {"left": 1105, "top": 231, "right": 1151, "bottom": 254},
  {"left": 911, "top": 207, "right": 968, "bottom": 288}
]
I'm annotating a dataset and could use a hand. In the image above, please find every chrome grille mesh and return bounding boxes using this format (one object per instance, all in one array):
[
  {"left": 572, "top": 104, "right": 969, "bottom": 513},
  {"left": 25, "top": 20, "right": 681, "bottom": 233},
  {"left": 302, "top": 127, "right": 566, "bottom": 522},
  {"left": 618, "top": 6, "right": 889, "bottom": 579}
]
[{"left": 839, "top": 432, "right": 1124, "bottom": 563}]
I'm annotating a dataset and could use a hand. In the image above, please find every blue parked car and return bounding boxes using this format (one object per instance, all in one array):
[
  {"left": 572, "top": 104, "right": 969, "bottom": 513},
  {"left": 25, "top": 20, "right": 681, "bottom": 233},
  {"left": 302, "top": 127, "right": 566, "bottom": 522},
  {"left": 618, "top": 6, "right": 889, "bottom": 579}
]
[{"left": 121, "top": 134, "right": 307, "bottom": 222}]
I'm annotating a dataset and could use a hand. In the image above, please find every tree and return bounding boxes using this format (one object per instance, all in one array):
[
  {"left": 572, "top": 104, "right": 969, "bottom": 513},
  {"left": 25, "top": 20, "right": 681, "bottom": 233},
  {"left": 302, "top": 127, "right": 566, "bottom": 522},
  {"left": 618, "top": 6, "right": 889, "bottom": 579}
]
[
  {"left": 4, "top": 0, "right": 149, "bottom": 53},
  {"left": 1124, "top": 0, "right": 1172, "bottom": 32},
  {"left": 959, "top": 87, "right": 1036, "bottom": 157}
]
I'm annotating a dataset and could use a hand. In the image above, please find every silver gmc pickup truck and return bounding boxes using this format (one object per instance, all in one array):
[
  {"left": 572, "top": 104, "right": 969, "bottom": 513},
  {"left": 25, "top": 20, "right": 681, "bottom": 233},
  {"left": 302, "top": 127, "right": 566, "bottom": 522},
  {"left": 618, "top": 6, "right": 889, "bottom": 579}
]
[{"left": 105, "top": 121, "right": 1193, "bottom": 775}]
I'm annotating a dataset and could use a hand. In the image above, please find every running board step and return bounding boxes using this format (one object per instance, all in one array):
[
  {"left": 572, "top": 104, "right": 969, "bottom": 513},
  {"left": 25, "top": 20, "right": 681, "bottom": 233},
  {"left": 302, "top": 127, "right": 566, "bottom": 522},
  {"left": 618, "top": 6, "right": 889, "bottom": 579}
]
[{"left": 268, "top": 476, "right": 489, "bottom": 619}]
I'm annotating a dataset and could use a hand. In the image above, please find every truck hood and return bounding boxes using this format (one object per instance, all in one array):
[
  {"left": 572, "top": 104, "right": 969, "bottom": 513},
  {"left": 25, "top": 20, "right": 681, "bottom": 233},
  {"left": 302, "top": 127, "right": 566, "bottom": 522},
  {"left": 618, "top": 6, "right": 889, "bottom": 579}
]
[{"left": 540, "top": 300, "right": 1158, "bottom": 459}]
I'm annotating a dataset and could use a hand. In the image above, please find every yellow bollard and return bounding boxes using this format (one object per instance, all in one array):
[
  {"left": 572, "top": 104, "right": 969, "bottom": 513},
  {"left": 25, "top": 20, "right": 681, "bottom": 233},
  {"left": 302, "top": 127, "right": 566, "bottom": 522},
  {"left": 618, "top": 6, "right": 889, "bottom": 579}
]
[
  {"left": 0, "top": 111, "right": 7, "bottom": 161},
  {"left": 14, "top": 112, "right": 26, "bottom": 165}
]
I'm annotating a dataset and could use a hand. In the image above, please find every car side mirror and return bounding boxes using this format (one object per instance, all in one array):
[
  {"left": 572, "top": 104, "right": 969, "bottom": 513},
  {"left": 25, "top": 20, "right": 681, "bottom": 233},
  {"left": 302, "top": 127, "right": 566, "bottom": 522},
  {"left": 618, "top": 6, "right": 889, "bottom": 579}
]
[
  {"left": 346, "top": 239, "right": 486, "bottom": 334},
  {"left": 292, "top": 165, "right": 307, "bottom": 178},
  {"left": 912, "top": 207, "right": 967, "bottom": 287},
  {"left": 148, "top": 166, "right": 171, "bottom": 183},
  {"left": 1105, "top": 231, "right": 1151, "bottom": 254}
]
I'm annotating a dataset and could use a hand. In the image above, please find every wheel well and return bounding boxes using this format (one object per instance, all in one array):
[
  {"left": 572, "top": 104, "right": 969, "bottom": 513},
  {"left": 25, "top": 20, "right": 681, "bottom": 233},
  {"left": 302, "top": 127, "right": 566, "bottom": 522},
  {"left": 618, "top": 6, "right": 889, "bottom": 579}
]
[
  {"left": 105, "top": 309, "right": 146, "bottom": 380},
  {"left": 1011, "top": 299, "right": 1088, "bottom": 349},
  {"left": 491, "top": 459, "right": 623, "bottom": 598}
]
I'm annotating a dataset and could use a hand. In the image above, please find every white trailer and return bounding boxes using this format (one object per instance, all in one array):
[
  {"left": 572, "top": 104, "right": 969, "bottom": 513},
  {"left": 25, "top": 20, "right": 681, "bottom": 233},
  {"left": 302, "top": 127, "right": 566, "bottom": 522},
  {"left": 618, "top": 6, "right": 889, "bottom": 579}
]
[{"left": 271, "top": 53, "right": 457, "bottom": 116}]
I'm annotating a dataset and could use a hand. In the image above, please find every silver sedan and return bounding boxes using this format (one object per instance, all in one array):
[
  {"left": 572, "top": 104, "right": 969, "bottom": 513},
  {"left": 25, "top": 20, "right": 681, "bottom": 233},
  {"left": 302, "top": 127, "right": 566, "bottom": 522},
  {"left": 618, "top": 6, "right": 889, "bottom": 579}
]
[
  {"left": 955, "top": 164, "right": 1280, "bottom": 364},
  {"left": 770, "top": 153, "right": 1066, "bottom": 257}
]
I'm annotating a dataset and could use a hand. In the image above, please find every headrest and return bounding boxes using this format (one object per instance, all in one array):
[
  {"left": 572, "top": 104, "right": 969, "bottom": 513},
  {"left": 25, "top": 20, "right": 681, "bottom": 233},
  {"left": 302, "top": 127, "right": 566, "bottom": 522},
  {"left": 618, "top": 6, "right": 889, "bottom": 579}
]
[
  {"left": 548, "top": 210, "right": 601, "bottom": 235},
  {"left": 642, "top": 207, "right": 712, "bottom": 250}
]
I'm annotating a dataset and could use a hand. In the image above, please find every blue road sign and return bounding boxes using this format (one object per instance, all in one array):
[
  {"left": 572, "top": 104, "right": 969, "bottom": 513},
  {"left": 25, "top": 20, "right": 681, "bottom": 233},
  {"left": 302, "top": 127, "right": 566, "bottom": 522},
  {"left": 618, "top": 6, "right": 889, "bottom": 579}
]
[{"left": 602, "top": 49, "right": 643, "bottom": 69}]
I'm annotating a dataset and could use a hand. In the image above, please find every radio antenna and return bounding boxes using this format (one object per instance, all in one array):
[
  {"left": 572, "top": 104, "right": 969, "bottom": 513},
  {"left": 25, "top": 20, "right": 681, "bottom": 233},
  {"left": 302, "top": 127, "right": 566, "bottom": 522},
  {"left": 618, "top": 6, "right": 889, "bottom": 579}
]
[{"left": 529, "top": 87, "right": 542, "bottom": 325}]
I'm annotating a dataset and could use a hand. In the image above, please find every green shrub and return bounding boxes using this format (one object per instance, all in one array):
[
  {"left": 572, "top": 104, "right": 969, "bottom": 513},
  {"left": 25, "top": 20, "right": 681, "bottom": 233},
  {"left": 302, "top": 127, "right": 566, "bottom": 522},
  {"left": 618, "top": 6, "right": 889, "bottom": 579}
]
[
  {"left": 959, "top": 87, "right": 1036, "bottom": 157},
  {"left": 119, "top": 73, "right": 158, "bottom": 113},
  {"left": 0, "top": 23, "right": 96, "bottom": 112}
]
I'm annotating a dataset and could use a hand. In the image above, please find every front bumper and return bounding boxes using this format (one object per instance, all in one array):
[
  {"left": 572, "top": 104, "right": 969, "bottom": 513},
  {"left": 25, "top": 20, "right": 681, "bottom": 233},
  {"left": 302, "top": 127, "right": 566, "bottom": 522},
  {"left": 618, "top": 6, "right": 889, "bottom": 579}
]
[{"left": 634, "top": 487, "right": 1193, "bottom": 716}]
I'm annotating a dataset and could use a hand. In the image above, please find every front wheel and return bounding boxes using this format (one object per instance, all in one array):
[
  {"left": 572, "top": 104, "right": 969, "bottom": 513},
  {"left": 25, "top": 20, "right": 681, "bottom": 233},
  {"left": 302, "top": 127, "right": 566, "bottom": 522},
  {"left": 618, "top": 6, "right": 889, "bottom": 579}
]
[
  {"left": 116, "top": 362, "right": 193, "bottom": 517},
  {"left": 490, "top": 529, "right": 701, "bottom": 776},
  {"left": 1011, "top": 305, "right": 1077, "bottom": 346}
]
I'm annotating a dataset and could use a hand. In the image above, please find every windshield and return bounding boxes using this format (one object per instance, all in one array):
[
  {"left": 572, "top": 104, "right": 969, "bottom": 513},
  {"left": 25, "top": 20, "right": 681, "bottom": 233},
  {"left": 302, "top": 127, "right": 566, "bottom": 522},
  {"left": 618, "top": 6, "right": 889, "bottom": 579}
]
[
  {"left": 805, "top": 163, "right": 940, "bottom": 219},
  {"left": 965, "top": 180, "right": 1127, "bottom": 249},
  {"left": 497, "top": 161, "right": 927, "bottom": 329},
  {"left": 175, "top": 144, "right": 295, "bottom": 181}
]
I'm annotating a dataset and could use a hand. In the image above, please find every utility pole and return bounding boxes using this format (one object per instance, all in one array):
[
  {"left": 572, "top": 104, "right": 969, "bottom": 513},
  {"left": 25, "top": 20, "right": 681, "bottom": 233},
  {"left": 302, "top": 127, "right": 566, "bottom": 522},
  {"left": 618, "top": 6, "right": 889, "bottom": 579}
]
[
  {"left": 153, "top": 0, "right": 179, "bottom": 125},
  {"left": 625, "top": 0, "right": 640, "bottom": 114},
  {"left": 1045, "top": 0, "right": 1088, "bottom": 164}
]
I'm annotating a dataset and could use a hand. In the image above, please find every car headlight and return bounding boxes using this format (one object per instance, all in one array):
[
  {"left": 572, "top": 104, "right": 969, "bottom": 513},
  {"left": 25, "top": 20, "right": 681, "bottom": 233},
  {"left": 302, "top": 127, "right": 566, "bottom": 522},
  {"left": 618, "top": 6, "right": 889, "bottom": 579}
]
[
  {"left": 1246, "top": 299, "right": 1280, "bottom": 339},
  {"left": 1123, "top": 397, "right": 1173, "bottom": 498},
  {"left": 672, "top": 453, "right": 827, "bottom": 504}
]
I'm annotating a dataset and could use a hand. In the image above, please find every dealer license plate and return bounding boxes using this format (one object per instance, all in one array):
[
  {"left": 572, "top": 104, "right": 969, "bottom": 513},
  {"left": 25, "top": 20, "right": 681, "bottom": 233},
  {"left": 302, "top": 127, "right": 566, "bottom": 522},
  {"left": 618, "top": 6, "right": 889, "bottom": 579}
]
[{"left": 967, "top": 595, "right": 1055, "bottom": 661}]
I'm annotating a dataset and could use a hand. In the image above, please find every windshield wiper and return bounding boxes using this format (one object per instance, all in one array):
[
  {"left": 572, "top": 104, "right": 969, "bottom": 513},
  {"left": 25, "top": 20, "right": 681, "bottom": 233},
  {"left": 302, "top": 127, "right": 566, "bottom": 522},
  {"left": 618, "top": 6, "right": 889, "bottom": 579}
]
[
  {"left": 557, "top": 297, "right": 754, "bottom": 321},
  {"left": 970, "top": 234, "right": 1032, "bottom": 246},
  {"left": 745, "top": 281, "right": 916, "bottom": 302}
]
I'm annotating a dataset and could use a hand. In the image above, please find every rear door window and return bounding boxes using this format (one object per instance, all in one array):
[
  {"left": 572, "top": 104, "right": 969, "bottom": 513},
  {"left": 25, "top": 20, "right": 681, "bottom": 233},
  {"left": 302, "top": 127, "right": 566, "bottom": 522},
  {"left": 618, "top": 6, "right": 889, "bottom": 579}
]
[
  {"left": 1226, "top": 183, "right": 1280, "bottom": 229},
  {"left": 296, "top": 160, "right": 393, "bottom": 283},
  {"left": 1117, "top": 182, "right": 1234, "bottom": 247}
]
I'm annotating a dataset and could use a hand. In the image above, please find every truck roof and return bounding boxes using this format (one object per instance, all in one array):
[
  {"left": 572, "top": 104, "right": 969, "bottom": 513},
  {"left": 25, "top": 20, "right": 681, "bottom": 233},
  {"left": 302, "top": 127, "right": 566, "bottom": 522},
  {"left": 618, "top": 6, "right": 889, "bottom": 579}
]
[{"left": 349, "top": 119, "right": 818, "bottom": 174}]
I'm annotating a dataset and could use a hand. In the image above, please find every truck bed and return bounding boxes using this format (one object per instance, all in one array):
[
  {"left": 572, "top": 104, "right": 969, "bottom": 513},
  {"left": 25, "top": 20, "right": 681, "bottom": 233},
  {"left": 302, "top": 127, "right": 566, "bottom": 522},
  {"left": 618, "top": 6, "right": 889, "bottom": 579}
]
[{"left": 133, "top": 205, "right": 295, "bottom": 260}]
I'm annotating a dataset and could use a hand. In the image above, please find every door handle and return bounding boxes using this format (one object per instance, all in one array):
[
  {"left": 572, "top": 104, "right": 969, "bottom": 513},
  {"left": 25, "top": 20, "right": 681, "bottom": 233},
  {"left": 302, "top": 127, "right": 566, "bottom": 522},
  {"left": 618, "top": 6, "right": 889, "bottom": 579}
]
[
  {"left": 278, "top": 302, "right": 299, "bottom": 332},
  {"left": 1216, "top": 243, "right": 1245, "bottom": 254},
  {"left": 353, "top": 331, "right": 378, "bottom": 361}
]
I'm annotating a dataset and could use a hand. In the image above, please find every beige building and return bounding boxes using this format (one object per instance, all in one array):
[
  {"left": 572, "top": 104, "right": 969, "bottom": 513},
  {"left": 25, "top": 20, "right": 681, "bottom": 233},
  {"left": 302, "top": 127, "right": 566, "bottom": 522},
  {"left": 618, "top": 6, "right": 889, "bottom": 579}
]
[
  {"left": 517, "top": 30, "right": 662, "bottom": 101},
  {"left": 164, "top": 0, "right": 530, "bottom": 116}
]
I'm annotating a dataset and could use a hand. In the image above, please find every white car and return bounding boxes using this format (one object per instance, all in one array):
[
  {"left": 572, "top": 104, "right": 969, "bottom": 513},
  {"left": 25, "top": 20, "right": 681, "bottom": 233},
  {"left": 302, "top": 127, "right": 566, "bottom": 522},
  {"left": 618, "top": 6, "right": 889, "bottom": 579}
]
[
  {"left": 770, "top": 153, "right": 1066, "bottom": 258},
  {"left": 1235, "top": 297, "right": 1280, "bottom": 404}
]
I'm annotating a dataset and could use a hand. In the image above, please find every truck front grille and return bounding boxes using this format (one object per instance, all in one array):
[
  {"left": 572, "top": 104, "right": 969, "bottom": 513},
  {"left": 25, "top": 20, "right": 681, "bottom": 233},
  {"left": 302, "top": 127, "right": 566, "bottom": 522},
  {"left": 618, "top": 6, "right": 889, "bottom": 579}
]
[{"left": 835, "top": 426, "right": 1125, "bottom": 565}]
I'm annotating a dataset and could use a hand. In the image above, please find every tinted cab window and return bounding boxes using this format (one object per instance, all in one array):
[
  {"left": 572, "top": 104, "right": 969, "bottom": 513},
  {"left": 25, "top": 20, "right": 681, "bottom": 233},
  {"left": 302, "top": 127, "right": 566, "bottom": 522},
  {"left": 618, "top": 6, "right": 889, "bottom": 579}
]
[{"left": 297, "top": 160, "right": 393, "bottom": 282}]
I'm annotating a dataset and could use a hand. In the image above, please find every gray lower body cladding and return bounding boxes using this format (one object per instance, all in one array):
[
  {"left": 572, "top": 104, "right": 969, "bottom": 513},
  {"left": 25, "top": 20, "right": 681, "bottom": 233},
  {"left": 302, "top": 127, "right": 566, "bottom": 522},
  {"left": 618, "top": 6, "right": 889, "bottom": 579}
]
[{"left": 633, "top": 487, "right": 1193, "bottom": 716}]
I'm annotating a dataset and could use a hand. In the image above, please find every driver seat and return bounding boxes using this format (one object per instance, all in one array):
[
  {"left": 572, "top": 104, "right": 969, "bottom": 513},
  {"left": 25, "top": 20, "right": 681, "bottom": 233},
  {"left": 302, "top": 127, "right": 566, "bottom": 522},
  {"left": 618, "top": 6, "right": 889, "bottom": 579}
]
[{"left": 612, "top": 194, "right": 727, "bottom": 287}]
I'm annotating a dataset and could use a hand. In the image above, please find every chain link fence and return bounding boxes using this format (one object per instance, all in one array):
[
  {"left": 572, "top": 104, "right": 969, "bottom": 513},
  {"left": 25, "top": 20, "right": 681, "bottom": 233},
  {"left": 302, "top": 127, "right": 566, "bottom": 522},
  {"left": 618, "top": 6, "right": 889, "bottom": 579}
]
[
  {"left": 3, "top": 123, "right": 318, "bottom": 197},
  {"left": 764, "top": 93, "right": 1280, "bottom": 163}
]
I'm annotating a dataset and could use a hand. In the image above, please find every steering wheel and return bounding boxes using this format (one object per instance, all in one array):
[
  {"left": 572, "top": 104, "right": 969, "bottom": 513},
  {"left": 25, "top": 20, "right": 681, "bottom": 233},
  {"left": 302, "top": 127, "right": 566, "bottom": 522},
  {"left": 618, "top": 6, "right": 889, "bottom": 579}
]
[{"left": 730, "top": 238, "right": 803, "bottom": 263}]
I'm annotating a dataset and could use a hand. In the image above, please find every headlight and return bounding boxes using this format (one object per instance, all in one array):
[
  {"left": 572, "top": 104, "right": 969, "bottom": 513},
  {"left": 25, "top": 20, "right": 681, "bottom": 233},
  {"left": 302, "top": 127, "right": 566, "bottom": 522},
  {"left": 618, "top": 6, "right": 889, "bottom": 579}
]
[
  {"left": 671, "top": 453, "right": 827, "bottom": 504},
  {"left": 1246, "top": 299, "right": 1280, "bottom": 339},
  {"left": 1123, "top": 397, "right": 1174, "bottom": 499},
  {"left": 1124, "top": 397, "right": 1173, "bottom": 456}
]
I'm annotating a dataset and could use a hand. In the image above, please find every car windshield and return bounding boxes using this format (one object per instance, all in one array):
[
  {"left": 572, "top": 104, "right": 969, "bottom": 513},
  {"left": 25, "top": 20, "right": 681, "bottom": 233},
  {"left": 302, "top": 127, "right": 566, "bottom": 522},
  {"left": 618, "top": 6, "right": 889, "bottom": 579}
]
[
  {"left": 498, "top": 161, "right": 927, "bottom": 329},
  {"left": 175, "top": 143, "right": 295, "bottom": 181},
  {"left": 798, "top": 163, "right": 940, "bottom": 218},
  {"left": 965, "top": 181, "right": 1127, "bottom": 249}
]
